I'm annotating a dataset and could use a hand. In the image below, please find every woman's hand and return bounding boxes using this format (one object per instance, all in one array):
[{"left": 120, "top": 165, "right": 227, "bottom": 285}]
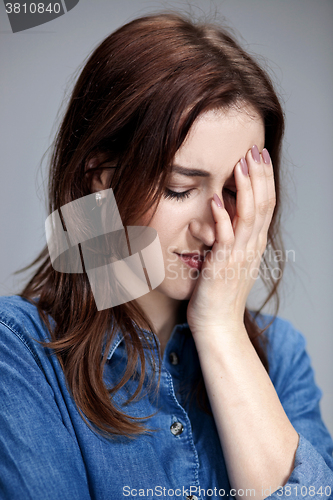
[
  {"left": 186, "top": 145, "right": 275, "bottom": 337},
  {"left": 185, "top": 146, "right": 299, "bottom": 499}
]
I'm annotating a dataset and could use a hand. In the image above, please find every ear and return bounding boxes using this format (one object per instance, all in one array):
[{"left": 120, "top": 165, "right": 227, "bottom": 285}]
[
  {"left": 90, "top": 168, "right": 113, "bottom": 193},
  {"left": 86, "top": 156, "right": 115, "bottom": 193}
]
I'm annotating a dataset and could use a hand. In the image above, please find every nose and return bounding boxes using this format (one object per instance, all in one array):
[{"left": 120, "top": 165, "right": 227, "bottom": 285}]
[{"left": 188, "top": 200, "right": 216, "bottom": 248}]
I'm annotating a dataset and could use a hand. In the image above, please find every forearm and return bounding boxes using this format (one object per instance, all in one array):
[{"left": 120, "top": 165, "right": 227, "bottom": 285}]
[{"left": 194, "top": 325, "right": 299, "bottom": 500}]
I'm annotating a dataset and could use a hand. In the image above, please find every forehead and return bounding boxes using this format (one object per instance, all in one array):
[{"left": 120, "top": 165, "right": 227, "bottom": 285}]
[{"left": 173, "top": 106, "right": 265, "bottom": 176}]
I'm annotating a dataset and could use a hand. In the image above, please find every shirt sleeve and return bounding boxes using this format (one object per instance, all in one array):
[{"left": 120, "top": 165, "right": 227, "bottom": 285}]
[
  {"left": 264, "top": 317, "right": 333, "bottom": 499},
  {"left": 0, "top": 319, "right": 92, "bottom": 500}
]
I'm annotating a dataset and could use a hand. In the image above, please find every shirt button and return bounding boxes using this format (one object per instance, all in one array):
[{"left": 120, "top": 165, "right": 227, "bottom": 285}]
[
  {"left": 170, "top": 421, "right": 184, "bottom": 436},
  {"left": 169, "top": 352, "right": 179, "bottom": 365}
]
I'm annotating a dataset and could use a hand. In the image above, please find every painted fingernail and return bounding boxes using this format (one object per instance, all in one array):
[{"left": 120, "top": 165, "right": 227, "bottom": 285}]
[
  {"left": 262, "top": 148, "right": 271, "bottom": 165},
  {"left": 213, "top": 193, "right": 223, "bottom": 208},
  {"left": 251, "top": 145, "right": 261, "bottom": 163},
  {"left": 240, "top": 157, "right": 248, "bottom": 175}
]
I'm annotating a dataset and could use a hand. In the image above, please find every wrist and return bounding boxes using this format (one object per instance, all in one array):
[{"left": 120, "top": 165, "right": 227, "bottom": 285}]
[{"left": 191, "top": 322, "right": 249, "bottom": 351}]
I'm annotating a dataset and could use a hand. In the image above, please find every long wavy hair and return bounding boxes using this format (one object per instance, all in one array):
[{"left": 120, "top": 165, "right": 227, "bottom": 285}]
[{"left": 18, "top": 12, "right": 285, "bottom": 438}]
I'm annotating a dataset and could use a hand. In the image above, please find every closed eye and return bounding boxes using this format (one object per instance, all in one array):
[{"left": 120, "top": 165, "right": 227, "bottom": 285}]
[
  {"left": 163, "top": 188, "right": 192, "bottom": 201},
  {"left": 163, "top": 187, "right": 236, "bottom": 202}
]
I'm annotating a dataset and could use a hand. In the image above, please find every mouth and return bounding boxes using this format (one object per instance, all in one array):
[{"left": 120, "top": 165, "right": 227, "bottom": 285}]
[{"left": 175, "top": 252, "right": 204, "bottom": 271}]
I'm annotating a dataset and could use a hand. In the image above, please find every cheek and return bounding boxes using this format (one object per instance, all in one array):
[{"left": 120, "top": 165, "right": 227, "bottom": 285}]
[
  {"left": 152, "top": 215, "right": 186, "bottom": 245},
  {"left": 147, "top": 200, "right": 190, "bottom": 234}
]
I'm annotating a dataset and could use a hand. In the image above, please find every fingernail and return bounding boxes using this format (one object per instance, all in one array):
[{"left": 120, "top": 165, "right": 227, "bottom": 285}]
[
  {"left": 251, "top": 145, "right": 260, "bottom": 163},
  {"left": 240, "top": 157, "right": 248, "bottom": 175},
  {"left": 213, "top": 193, "right": 223, "bottom": 208},
  {"left": 262, "top": 148, "right": 271, "bottom": 165}
]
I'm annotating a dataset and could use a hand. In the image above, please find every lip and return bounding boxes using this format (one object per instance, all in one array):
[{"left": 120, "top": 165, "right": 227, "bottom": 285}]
[
  {"left": 177, "top": 252, "right": 204, "bottom": 259},
  {"left": 175, "top": 253, "right": 204, "bottom": 270}
]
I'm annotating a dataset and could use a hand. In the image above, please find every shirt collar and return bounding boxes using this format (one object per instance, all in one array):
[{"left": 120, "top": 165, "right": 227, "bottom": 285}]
[
  {"left": 103, "top": 310, "right": 264, "bottom": 361},
  {"left": 104, "top": 320, "right": 190, "bottom": 361}
]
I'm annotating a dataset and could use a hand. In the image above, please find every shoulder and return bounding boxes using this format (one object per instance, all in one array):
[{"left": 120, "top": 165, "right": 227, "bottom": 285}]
[
  {"left": 0, "top": 295, "right": 48, "bottom": 335},
  {"left": 0, "top": 295, "right": 52, "bottom": 366}
]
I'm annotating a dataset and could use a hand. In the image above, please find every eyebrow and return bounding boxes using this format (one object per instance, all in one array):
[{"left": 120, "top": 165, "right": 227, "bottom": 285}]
[
  {"left": 171, "top": 164, "right": 234, "bottom": 181},
  {"left": 171, "top": 165, "right": 210, "bottom": 177}
]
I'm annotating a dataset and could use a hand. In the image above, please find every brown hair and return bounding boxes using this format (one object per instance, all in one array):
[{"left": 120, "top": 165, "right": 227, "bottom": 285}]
[{"left": 19, "top": 12, "right": 285, "bottom": 438}]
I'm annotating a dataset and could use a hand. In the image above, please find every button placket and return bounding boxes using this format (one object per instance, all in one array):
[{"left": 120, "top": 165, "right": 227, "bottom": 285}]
[{"left": 162, "top": 369, "right": 200, "bottom": 497}]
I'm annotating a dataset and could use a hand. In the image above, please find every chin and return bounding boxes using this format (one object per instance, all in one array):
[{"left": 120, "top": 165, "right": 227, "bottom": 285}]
[{"left": 158, "top": 277, "right": 198, "bottom": 301}]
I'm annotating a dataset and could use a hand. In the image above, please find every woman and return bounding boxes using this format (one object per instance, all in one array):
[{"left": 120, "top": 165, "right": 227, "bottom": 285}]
[{"left": 0, "top": 12, "right": 332, "bottom": 500}]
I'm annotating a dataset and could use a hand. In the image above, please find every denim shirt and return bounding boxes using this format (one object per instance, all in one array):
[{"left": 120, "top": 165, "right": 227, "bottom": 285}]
[{"left": 0, "top": 295, "right": 332, "bottom": 500}]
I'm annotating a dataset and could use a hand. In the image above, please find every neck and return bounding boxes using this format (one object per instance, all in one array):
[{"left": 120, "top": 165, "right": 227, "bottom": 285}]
[{"left": 134, "top": 291, "right": 186, "bottom": 357}]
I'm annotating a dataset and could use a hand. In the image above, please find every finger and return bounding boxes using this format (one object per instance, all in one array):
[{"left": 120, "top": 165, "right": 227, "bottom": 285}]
[
  {"left": 246, "top": 145, "right": 269, "bottom": 245},
  {"left": 210, "top": 194, "right": 234, "bottom": 262},
  {"left": 260, "top": 148, "right": 276, "bottom": 239},
  {"left": 232, "top": 158, "right": 255, "bottom": 257}
]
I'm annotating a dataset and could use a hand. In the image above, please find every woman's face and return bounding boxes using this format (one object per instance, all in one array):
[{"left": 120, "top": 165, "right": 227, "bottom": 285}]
[{"left": 139, "top": 106, "right": 265, "bottom": 301}]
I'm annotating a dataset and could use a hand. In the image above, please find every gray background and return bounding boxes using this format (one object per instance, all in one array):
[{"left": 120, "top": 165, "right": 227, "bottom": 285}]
[{"left": 0, "top": 0, "right": 332, "bottom": 434}]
